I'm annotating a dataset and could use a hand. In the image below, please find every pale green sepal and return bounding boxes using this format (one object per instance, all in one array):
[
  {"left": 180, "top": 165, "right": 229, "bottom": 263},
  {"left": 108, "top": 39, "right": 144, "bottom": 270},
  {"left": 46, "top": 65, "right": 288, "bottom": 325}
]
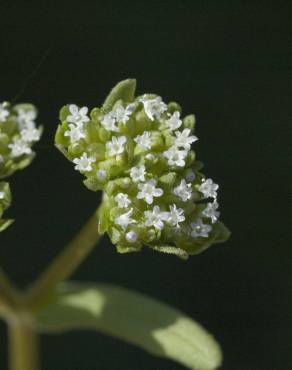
[
  {"left": 150, "top": 245, "right": 189, "bottom": 260},
  {"left": 0, "top": 219, "right": 14, "bottom": 232},
  {"left": 102, "top": 79, "right": 137, "bottom": 111},
  {"left": 35, "top": 282, "right": 223, "bottom": 370}
]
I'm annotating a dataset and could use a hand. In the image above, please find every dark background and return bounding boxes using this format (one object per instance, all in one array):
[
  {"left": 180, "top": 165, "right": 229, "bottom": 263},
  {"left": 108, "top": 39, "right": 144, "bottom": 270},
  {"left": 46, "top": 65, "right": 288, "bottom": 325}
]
[{"left": 0, "top": 1, "right": 291, "bottom": 369}]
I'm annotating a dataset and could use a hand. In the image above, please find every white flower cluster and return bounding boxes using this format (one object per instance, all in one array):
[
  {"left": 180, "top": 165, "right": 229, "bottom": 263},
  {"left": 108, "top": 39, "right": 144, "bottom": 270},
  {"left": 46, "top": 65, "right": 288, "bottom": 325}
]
[
  {"left": 57, "top": 86, "right": 225, "bottom": 255},
  {"left": 0, "top": 102, "right": 42, "bottom": 177}
]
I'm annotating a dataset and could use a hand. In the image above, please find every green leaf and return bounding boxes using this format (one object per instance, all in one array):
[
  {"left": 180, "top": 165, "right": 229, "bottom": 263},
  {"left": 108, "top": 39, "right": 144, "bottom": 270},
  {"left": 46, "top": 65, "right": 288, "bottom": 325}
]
[
  {"left": 102, "top": 79, "right": 137, "bottom": 111},
  {"left": 35, "top": 283, "right": 222, "bottom": 370}
]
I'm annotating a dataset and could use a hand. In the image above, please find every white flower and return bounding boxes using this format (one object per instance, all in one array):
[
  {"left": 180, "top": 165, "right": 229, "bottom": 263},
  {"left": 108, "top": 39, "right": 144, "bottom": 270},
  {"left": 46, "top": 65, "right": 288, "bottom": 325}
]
[
  {"left": 164, "top": 146, "right": 187, "bottom": 167},
  {"left": 174, "top": 129, "right": 198, "bottom": 150},
  {"left": 202, "top": 200, "right": 220, "bottom": 223},
  {"left": 16, "top": 109, "right": 36, "bottom": 129},
  {"left": 137, "top": 179, "right": 163, "bottom": 205},
  {"left": 8, "top": 139, "right": 32, "bottom": 157},
  {"left": 20, "top": 128, "right": 41, "bottom": 142},
  {"left": 130, "top": 165, "right": 145, "bottom": 182},
  {"left": 64, "top": 124, "right": 86, "bottom": 143},
  {"left": 198, "top": 178, "right": 218, "bottom": 199},
  {"left": 115, "top": 208, "right": 136, "bottom": 230},
  {"left": 106, "top": 136, "right": 127, "bottom": 157},
  {"left": 73, "top": 153, "right": 95, "bottom": 172},
  {"left": 0, "top": 103, "right": 9, "bottom": 122},
  {"left": 67, "top": 104, "right": 90, "bottom": 126},
  {"left": 114, "top": 106, "right": 132, "bottom": 124},
  {"left": 144, "top": 205, "right": 169, "bottom": 230},
  {"left": 126, "top": 230, "right": 138, "bottom": 243},
  {"left": 101, "top": 112, "right": 119, "bottom": 132},
  {"left": 165, "top": 111, "right": 182, "bottom": 130},
  {"left": 190, "top": 219, "right": 212, "bottom": 238},
  {"left": 167, "top": 204, "right": 185, "bottom": 227},
  {"left": 0, "top": 191, "right": 5, "bottom": 199},
  {"left": 134, "top": 131, "right": 152, "bottom": 150},
  {"left": 173, "top": 179, "right": 192, "bottom": 202},
  {"left": 115, "top": 193, "right": 131, "bottom": 208},
  {"left": 142, "top": 96, "right": 167, "bottom": 121}
]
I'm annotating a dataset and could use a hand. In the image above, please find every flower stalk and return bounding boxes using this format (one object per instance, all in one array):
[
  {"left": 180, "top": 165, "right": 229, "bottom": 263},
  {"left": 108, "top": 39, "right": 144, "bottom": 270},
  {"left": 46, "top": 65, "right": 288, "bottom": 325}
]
[{"left": 26, "top": 211, "right": 101, "bottom": 307}]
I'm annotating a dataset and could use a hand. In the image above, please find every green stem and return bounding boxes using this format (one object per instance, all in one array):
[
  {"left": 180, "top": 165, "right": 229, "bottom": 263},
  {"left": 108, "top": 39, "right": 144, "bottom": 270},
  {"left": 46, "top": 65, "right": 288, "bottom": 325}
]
[
  {"left": 26, "top": 212, "right": 101, "bottom": 307},
  {"left": 8, "top": 312, "right": 39, "bottom": 370},
  {"left": 0, "top": 269, "right": 22, "bottom": 318}
]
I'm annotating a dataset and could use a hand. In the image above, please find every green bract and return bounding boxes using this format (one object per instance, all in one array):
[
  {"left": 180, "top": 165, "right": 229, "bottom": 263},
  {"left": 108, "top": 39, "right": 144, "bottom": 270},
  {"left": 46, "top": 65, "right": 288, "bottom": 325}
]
[
  {"left": 55, "top": 79, "right": 230, "bottom": 258},
  {"left": 0, "top": 101, "right": 42, "bottom": 231}
]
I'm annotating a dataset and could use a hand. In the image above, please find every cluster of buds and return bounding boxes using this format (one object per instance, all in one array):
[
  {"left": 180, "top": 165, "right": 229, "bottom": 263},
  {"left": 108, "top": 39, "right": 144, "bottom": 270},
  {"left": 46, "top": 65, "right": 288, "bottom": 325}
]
[
  {"left": 0, "top": 102, "right": 42, "bottom": 230},
  {"left": 55, "top": 80, "right": 229, "bottom": 258}
]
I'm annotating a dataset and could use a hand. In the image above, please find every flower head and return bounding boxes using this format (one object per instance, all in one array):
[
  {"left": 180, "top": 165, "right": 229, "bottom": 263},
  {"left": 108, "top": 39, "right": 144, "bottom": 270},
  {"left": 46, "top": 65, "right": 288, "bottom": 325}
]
[
  {"left": 144, "top": 206, "right": 169, "bottom": 230},
  {"left": 55, "top": 79, "right": 229, "bottom": 257},
  {"left": 173, "top": 179, "right": 192, "bottom": 202},
  {"left": 130, "top": 165, "right": 146, "bottom": 182},
  {"left": 167, "top": 204, "right": 185, "bottom": 227},
  {"left": 164, "top": 146, "right": 187, "bottom": 167},
  {"left": 73, "top": 153, "right": 95, "bottom": 172},
  {"left": 134, "top": 131, "right": 152, "bottom": 150},
  {"left": 165, "top": 111, "right": 182, "bottom": 131},
  {"left": 137, "top": 179, "right": 163, "bottom": 204},
  {"left": 106, "top": 136, "right": 127, "bottom": 157},
  {"left": 67, "top": 104, "right": 89, "bottom": 126},
  {"left": 115, "top": 208, "right": 136, "bottom": 230},
  {"left": 174, "top": 129, "right": 198, "bottom": 150},
  {"left": 198, "top": 178, "right": 219, "bottom": 199},
  {"left": 190, "top": 219, "right": 212, "bottom": 238},
  {"left": 141, "top": 96, "right": 167, "bottom": 121},
  {"left": 115, "top": 193, "right": 131, "bottom": 208}
]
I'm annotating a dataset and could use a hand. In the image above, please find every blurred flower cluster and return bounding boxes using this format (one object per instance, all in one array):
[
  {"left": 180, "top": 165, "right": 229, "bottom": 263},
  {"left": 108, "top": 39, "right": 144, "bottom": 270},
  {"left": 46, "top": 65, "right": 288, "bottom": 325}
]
[
  {"left": 0, "top": 102, "right": 42, "bottom": 231},
  {"left": 55, "top": 80, "right": 229, "bottom": 257}
]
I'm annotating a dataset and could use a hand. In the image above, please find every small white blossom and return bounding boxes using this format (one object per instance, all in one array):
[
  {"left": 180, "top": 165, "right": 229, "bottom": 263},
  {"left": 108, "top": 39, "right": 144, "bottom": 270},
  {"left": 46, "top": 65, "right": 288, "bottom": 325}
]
[
  {"left": 173, "top": 179, "right": 192, "bottom": 202},
  {"left": 73, "top": 153, "right": 95, "bottom": 172},
  {"left": 115, "top": 193, "right": 131, "bottom": 208},
  {"left": 137, "top": 179, "right": 163, "bottom": 205},
  {"left": 126, "top": 230, "right": 138, "bottom": 243},
  {"left": 0, "top": 103, "right": 9, "bottom": 122},
  {"left": 202, "top": 200, "right": 220, "bottom": 223},
  {"left": 134, "top": 131, "right": 152, "bottom": 150},
  {"left": 64, "top": 124, "right": 86, "bottom": 143},
  {"left": 167, "top": 204, "right": 185, "bottom": 227},
  {"left": 198, "top": 178, "right": 218, "bottom": 199},
  {"left": 101, "top": 112, "right": 119, "bottom": 132},
  {"left": 16, "top": 109, "right": 36, "bottom": 129},
  {"left": 115, "top": 208, "right": 136, "bottom": 230},
  {"left": 174, "top": 129, "right": 198, "bottom": 150},
  {"left": 67, "top": 104, "right": 90, "bottom": 126},
  {"left": 144, "top": 205, "right": 169, "bottom": 230},
  {"left": 0, "top": 191, "right": 5, "bottom": 199},
  {"left": 20, "top": 128, "right": 41, "bottom": 142},
  {"left": 190, "top": 219, "right": 212, "bottom": 238},
  {"left": 165, "top": 111, "right": 182, "bottom": 131},
  {"left": 114, "top": 106, "right": 132, "bottom": 124},
  {"left": 142, "top": 96, "right": 167, "bottom": 121},
  {"left": 96, "top": 169, "right": 107, "bottom": 180},
  {"left": 164, "top": 146, "right": 187, "bottom": 167},
  {"left": 130, "top": 165, "right": 146, "bottom": 182},
  {"left": 8, "top": 139, "right": 32, "bottom": 157},
  {"left": 106, "top": 136, "right": 127, "bottom": 157}
]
